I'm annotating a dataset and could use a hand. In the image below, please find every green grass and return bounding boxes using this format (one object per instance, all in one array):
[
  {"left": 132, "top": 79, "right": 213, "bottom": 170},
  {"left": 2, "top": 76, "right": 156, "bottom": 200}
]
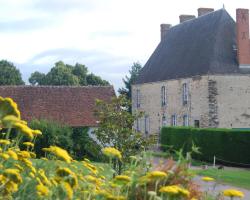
[{"left": 193, "top": 168, "right": 250, "bottom": 190}]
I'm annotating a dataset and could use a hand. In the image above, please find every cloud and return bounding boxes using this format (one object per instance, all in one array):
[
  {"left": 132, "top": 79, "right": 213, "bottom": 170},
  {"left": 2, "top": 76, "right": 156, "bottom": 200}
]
[
  {"left": 32, "top": 0, "right": 97, "bottom": 13},
  {"left": 0, "top": 18, "right": 55, "bottom": 32}
]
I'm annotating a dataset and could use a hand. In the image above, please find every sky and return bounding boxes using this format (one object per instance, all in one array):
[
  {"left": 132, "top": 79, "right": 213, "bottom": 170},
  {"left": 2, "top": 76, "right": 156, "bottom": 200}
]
[{"left": 0, "top": 0, "right": 249, "bottom": 91}]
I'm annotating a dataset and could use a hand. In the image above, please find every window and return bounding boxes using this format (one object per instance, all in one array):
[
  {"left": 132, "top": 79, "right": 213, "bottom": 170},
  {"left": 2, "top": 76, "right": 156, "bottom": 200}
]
[
  {"left": 136, "top": 89, "right": 140, "bottom": 108},
  {"left": 171, "top": 114, "right": 177, "bottom": 126},
  {"left": 194, "top": 120, "right": 200, "bottom": 128},
  {"left": 144, "top": 116, "right": 149, "bottom": 134},
  {"left": 162, "top": 114, "right": 167, "bottom": 126},
  {"left": 161, "top": 86, "right": 166, "bottom": 106},
  {"left": 136, "top": 119, "right": 140, "bottom": 132},
  {"left": 183, "top": 114, "right": 189, "bottom": 126},
  {"left": 182, "top": 83, "right": 188, "bottom": 105}
]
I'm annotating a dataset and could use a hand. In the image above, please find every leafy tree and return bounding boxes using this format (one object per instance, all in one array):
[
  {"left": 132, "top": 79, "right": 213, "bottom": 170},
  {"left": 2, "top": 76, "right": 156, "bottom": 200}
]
[
  {"left": 0, "top": 60, "right": 25, "bottom": 85},
  {"left": 118, "top": 62, "right": 142, "bottom": 112},
  {"left": 29, "top": 61, "right": 109, "bottom": 86},
  {"left": 29, "top": 71, "right": 46, "bottom": 85},
  {"left": 45, "top": 61, "right": 79, "bottom": 86},
  {"left": 94, "top": 95, "right": 152, "bottom": 174},
  {"left": 86, "top": 73, "right": 110, "bottom": 86}
]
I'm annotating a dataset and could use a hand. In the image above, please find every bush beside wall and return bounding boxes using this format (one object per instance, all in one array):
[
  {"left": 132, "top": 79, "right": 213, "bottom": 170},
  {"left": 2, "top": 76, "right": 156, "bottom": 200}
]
[{"left": 160, "top": 127, "right": 250, "bottom": 165}]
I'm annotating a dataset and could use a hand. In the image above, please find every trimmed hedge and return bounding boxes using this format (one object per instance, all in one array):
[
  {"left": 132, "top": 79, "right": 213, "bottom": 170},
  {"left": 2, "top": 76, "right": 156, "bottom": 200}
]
[{"left": 160, "top": 127, "right": 250, "bottom": 165}]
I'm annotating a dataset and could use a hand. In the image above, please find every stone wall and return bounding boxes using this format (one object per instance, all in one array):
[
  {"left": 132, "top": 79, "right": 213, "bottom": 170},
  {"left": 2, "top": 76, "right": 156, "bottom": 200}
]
[{"left": 132, "top": 74, "right": 250, "bottom": 134}]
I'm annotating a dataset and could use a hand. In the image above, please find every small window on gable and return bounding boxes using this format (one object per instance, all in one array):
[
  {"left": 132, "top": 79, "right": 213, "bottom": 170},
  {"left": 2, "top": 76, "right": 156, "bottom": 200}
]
[
  {"left": 182, "top": 83, "right": 188, "bottom": 105},
  {"left": 161, "top": 86, "right": 166, "bottom": 106},
  {"left": 162, "top": 114, "right": 167, "bottom": 126},
  {"left": 136, "top": 89, "right": 140, "bottom": 108},
  {"left": 183, "top": 114, "right": 189, "bottom": 126},
  {"left": 171, "top": 114, "right": 177, "bottom": 126},
  {"left": 144, "top": 115, "right": 149, "bottom": 135}
]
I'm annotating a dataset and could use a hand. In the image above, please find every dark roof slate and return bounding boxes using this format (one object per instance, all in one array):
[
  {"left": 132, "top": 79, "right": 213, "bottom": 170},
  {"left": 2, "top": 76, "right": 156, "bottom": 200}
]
[
  {"left": 0, "top": 86, "right": 115, "bottom": 127},
  {"left": 135, "top": 9, "right": 239, "bottom": 84}
]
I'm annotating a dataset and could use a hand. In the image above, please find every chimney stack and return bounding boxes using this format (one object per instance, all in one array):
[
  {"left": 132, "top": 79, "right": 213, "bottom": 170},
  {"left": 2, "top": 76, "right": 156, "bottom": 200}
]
[
  {"left": 236, "top": 8, "right": 250, "bottom": 70},
  {"left": 160, "top": 24, "right": 172, "bottom": 41},
  {"left": 179, "top": 15, "right": 196, "bottom": 23},
  {"left": 198, "top": 8, "right": 214, "bottom": 16}
]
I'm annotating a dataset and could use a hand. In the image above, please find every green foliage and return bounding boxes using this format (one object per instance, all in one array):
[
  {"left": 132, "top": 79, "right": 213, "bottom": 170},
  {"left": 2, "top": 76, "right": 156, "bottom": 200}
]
[
  {"left": 0, "top": 60, "right": 25, "bottom": 85},
  {"left": 160, "top": 127, "right": 250, "bottom": 164},
  {"left": 118, "top": 62, "right": 142, "bottom": 112},
  {"left": 71, "top": 127, "right": 103, "bottom": 161},
  {"left": 28, "top": 61, "right": 109, "bottom": 86},
  {"left": 94, "top": 95, "right": 152, "bottom": 173},
  {"left": 29, "top": 119, "right": 73, "bottom": 157}
]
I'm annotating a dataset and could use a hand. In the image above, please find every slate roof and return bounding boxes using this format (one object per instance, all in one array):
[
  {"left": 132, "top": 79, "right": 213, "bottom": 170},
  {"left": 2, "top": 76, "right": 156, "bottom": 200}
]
[
  {"left": 135, "top": 9, "right": 240, "bottom": 84},
  {"left": 0, "top": 86, "right": 115, "bottom": 127}
]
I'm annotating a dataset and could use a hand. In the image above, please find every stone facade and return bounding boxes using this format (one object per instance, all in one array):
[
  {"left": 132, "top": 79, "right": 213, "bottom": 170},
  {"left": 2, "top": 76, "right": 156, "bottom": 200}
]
[{"left": 132, "top": 74, "right": 250, "bottom": 135}]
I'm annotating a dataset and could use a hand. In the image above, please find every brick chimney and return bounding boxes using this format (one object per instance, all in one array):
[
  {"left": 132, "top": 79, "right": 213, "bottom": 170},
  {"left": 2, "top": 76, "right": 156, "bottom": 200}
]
[
  {"left": 179, "top": 15, "right": 196, "bottom": 23},
  {"left": 160, "top": 24, "right": 172, "bottom": 41},
  {"left": 198, "top": 8, "right": 214, "bottom": 16},
  {"left": 236, "top": 9, "right": 250, "bottom": 70}
]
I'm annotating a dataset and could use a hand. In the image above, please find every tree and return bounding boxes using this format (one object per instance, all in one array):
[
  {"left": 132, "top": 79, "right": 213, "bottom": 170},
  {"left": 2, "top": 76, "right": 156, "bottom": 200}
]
[
  {"left": 86, "top": 73, "right": 110, "bottom": 86},
  {"left": 94, "top": 95, "right": 152, "bottom": 174},
  {"left": 28, "top": 61, "right": 110, "bottom": 86},
  {"left": 45, "top": 61, "right": 79, "bottom": 86},
  {"left": 118, "top": 62, "right": 142, "bottom": 112},
  {"left": 29, "top": 71, "right": 46, "bottom": 85},
  {"left": 0, "top": 60, "right": 25, "bottom": 85}
]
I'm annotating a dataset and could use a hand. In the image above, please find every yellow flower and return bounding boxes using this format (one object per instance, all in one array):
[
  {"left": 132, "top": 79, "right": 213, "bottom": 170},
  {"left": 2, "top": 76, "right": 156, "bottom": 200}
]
[
  {"left": 38, "top": 169, "right": 51, "bottom": 186},
  {"left": 14, "top": 164, "right": 24, "bottom": 172},
  {"left": 0, "top": 139, "right": 11, "bottom": 145},
  {"left": 7, "top": 150, "right": 18, "bottom": 160},
  {"left": 3, "top": 168, "right": 22, "bottom": 184},
  {"left": 42, "top": 146, "right": 72, "bottom": 163},
  {"left": 114, "top": 175, "right": 131, "bottom": 183},
  {"left": 13, "top": 122, "right": 34, "bottom": 139},
  {"left": 107, "top": 195, "right": 126, "bottom": 200},
  {"left": 56, "top": 167, "right": 73, "bottom": 177},
  {"left": 0, "top": 97, "right": 20, "bottom": 119},
  {"left": 23, "top": 142, "right": 34, "bottom": 147},
  {"left": 147, "top": 171, "right": 167, "bottom": 180},
  {"left": 5, "top": 181, "right": 18, "bottom": 193},
  {"left": 32, "top": 129, "right": 42, "bottom": 136},
  {"left": 159, "top": 185, "right": 189, "bottom": 197},
  {"left": 2, "top": 115, "right": 26, "bottom": 127},
  {"left": 223, "top": 189, "right": 244, "bottom": 198},
  {"left": 63, "top": 182, "right": 73, "bottom": 200},
  {"left": 17, "top": 150, "right": 31, "bottom": 159},
  {"left": 36, "top": 184, "right": 49, "bottom": 197},
  {"left": 29, "top": 172, "right": 35, "bottom": 178},
  {"left": 202, "top": 176, "right": 215, "bottom": 182},
  {"left": 0, "top": 153, "right": 10, "bottom": 160},
  {"left": 159, "top": 185, "right": 179, "bottom": 194},
  {"left": 83, "top": 161, "right": 98, "bottom": 174},
  {"left": 102, "top": 147, "right": 122, "bottom": 160}
]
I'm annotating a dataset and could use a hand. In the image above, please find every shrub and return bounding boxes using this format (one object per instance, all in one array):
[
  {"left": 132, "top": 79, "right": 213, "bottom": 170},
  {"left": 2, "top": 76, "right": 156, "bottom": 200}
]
[
  {"left": 29, "top": 119, "right": 73, "bottom": 157},
  {"left": 161, "top": 126, "right": 250, "bottom": 165}
]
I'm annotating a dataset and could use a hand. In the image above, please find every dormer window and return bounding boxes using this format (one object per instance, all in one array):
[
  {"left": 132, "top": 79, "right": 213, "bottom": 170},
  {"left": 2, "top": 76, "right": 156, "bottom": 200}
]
[
  {"left": 161, "top": 86, "right": 166, "bottom": 106},
  {"left": 182, "top": 83, "right": 188, "bottom": 105}
]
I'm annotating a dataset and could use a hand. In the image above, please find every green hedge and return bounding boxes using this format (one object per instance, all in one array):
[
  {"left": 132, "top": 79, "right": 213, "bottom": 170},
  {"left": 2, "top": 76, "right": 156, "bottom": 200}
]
[{"left": 160, "top": 127, "right": 250, "bottom": 165}]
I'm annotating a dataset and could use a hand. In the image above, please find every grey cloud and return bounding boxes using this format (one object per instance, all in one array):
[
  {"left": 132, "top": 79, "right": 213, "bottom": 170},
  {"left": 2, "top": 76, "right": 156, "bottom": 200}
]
[{"left": 89, "top": 30, "right": 131, "bottom": 39}]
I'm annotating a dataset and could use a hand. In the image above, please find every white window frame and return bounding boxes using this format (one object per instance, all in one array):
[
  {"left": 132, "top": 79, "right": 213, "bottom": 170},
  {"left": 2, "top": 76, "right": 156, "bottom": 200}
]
[
  {"left": 171, "top": 114, "right": 177, "bottom": 126},
  {"left": 182, "top": 83, "right": 188, "bottom": 105},
  {"left": 183, "top": 114, "right": 189, "bottom": 126},
  {"left": 161, "top": 86, "right": 166, "bottom": 106},
  {"left": 144, "top": 115, "right": 149, "bottom": 134},
  {"left": 136, "top": 89, "right": 140, "bottom": 108},
  {"left": 162, "top": 114, "right": 167, "bottom": 126}
]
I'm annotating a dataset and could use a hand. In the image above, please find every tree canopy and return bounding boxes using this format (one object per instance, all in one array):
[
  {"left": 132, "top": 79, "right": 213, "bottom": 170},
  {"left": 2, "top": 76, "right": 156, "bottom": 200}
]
[
  {"left": 0, "top": 60, "right": 25, "bottom": 85},
  {"left": 118, "top": 62, "right": 142, "bottom": 112},
  {"left": 29, "top": 61, "right": 110, "bottom": 86}
]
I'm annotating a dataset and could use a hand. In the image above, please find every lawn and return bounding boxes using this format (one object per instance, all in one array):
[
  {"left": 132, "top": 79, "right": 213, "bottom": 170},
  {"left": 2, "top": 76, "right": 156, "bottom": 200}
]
[{"left": 193, "top": 168, "right": 250, "bottom": 190}]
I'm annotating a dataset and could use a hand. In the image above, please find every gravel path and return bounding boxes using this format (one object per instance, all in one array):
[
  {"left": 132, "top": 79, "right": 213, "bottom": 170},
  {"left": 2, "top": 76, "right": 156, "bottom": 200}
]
[
  {"left": 152, "top": 157, "right": 250, "bottom": 199},
  {"left": 193, "top": 176, "right": 250, "bottom": 200}
]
